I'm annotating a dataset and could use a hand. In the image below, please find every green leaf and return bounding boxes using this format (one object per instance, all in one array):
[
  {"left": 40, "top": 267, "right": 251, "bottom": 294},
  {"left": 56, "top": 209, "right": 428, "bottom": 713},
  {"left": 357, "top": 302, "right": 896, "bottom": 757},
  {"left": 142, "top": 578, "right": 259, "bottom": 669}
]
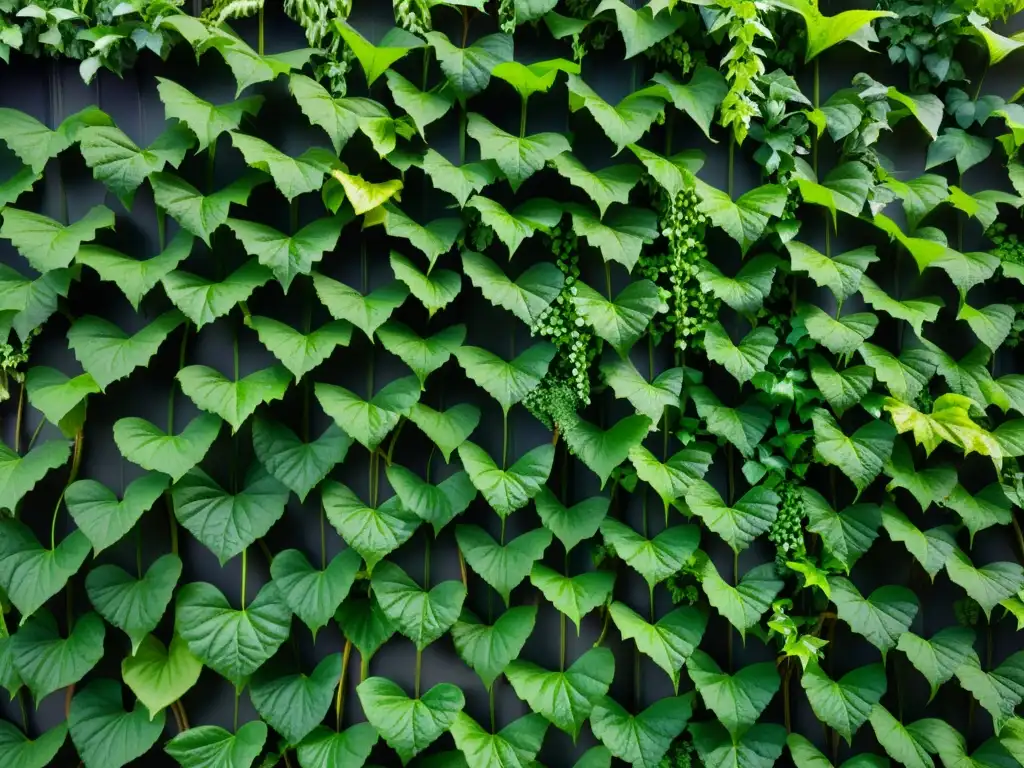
[
  {"left": 85, "top": 554, "right": 180, "bottom": 653},
  {"left": 697, "top": 255, "right": 778, "bottom": 315},
  {"left": 958, "top": 303, "right": 1015, "bottom": 351},
  {"left": 651, "top": 67, "right": 729, "bottom": 140},
  {"left": 248, "top": 316, "right": 351, "bottom": 383},
  {"left": 329, "top": 170, "right": 403, "bottom": 217},
  {"left": 113, "top": 414, "right": 221, "bottom": 483},
  {"left": 691, "top": 388, "right": 771, "bottom": 457},
  {"left": 867, "top": 705, "right": 935, "bottom": 768},
  {"left": 787, "top": 242, "right": 877, "bottom": 303},
  {"left": 227, "top": 216, "right": 346, "bottom": 292},
  {"left": 335, "top": 595, "right": 395, "bottom": 660},
  {"left": 550, "top": 154, "right": 641, "bottom": 218},
  {"left": 883, "top": 173, "right": 948, "bottom": 231},
  {"left": 386, "top": 70, "right": 455, "bottom": 139},
  {"left": 0, "top": 520, "right": 90, "bottom": 621},
  {"left": 955, "top": 652, "right": 1024, "bottom": 732},
  {"left": 801, "top": 488, "right": 881, "bottom": 574},
  {"left": 379, "top": 322, "right": 466, "bottom": 388},
  {"left": 425, "top": 32, "right": 513, "bottom": 103},
  {"left": 829, "top": 577, "right": 919, "bottom": 658},
  {"left": 465, "top": 197, "right": 562, "bottom": 259},
  {"left": 534, "top": 487, "right": 608, "bottom": 553},
  {"left": 372, "top": 560, "right": 466, "bottom": 650},
  {"left": 421, "top": 150, "right": 499, "bottom": 207},
  {"left": 290, "top": 73, "right": 388, "bottom": 153},
  {"left": 459, "top": 441, "right": 554, "bottom": 519},
  {"left": 76, "top": 231, "right": 193, "bottom": 309},
  {"left": 156, "top": 77, "right": 263, "bottom": 151},
  {"left": 691, "top": 180, "right": 787, "bottom": 254},
  {"left": 450, "top": 711, "right": 549, "bottom": 768},
  {"left": 610, "top": 602, "right": 706, "bottom": 691},
  {"left": 68, "top": 679, "right": 166, "bottom": 768},
  {"left": 270, "top": 548, "right": 360, "bottom": 639},
  {"left": 0, "top": 263, "right": 73, "bottom": 341},
  {"left": 0, "top": 720, "right": 67, "bottom": 768},
  {"left": 601, "top": 357, "right": 683, "bottom": 423},
  {"left": 468, "top": 115, "right": 573, "bottom": 193},
  {"left": 771, "top": 0, "right": 895, "bottom": 61},
  {"left": 809, "top": 355, "right": 874, "bottom": 417},
  {"left": 857, "top": 276, "right": 941, "bottom": 339},
  {"left": 801, "top": 662, "right": 886, "bottom": 744},
  {"left": 456, "top": 525, "right": 551, "bottom": 607},
  {"left": 67, "top": 311, "right": 184, "bottom": 391},
  {"left": 335, "top": 23, "right": 422, "bottom": 87},
  {"left": 451, "top": 605, "right": 537, "bottom": 689},
  {"left": 175, "top": 581, "right": 292, "bottom": 686},
  {"left": 0, "top": 107, "right": 112, "bottom": 173},
  {"left": 230, "top": 133, "right": 334, "bottom": 202},
  {"left": 357, "top": 676, "right": 465, "bottom": 764},
  {"left": 686, "top": 650, "right": 779, "bottom": 737},
  {"left": 600, "top": 520, "right": 699, "bottom": 588},
  {"left": 462, "top": 250, "right": 562, "bottom": 326},
  {"left": 24, "top": 366, "right": 99, "bottom": 430},
  {"left": 12, "top": 610, "right": 105, "bottom": 703},
  {"left": 121, "top": 634, "right": 203, "bottom": 719},
  {"left": 925, "top": 129, "right": 993, "bottom": 175},
  {"left": 408, "top": 402, "right": 481, "bottom": 462},
  {"left": 1, "top": 205, "right": 114, "bottom": 272},
  {"left": 812, "top": 409, "right": 895, "bottom": 498},
  {"left": 79, "top": 124, "right": 193, "bottom": 205},
  {"left": 574, "top": 280, "right": 660, "bottom": 357},
  {"left": 454, "top": 343, "right": 555, "bottom": 414},
  {"left": 690, "top": 722, "right": 787, "bottom": 768},
  {"left": 698, "top": 557, "right": 783, "bottom": 638},
  {"left": 296, "top": 724, "right": 378, "bottom": 768},
  {"left": 390, "top": 251, "right": 461, "bottom": 316},
  {"left": 685, "top": 480, "right": 779, "bottom": 553},
  {"left": 0, "top": 439, "right": 69, "bottom": 513},
  {"left": 250, "top": 653, "right": 341, "bottom": 745},
  {"left": 704, "top": 323, "right": 777, "bottom": 384},
  {"left": 946, "top": 549, "right": 1024, "bottom": 618},
  {"left": 252, "top": 418, "right": 351, "bottom": 502},
  {"left": 564, "top": 203, "right": 659, "bottom": 272},
  {"left": 799, "top": 305, "right": 878, "bottom": 357},
  {"left": 858, "top": 344, "right": 936, "bottom": 403},
  {"left": 563, "top": 414, "right": 652, "bottom": 488},
  {"left": 884, "top": 394, "right": 1002, "bottom": 463},
  {"left": 171, "top": 466, "right": 289, "bottom": 564},
  {"left": 322, "top": 482, "right": 420, "bottom": 570},
  {"left": 314, "top": 272, "right": 408, "bottom": 340},
  {"left": 315, "top": 376, "right": 420, "bottom": 451},
  {"left": 630, "top": 444, "right": 714, "bottom": 514},
  {"left": 530, "top": 565, "right": 614, "bottom": 633},
  {"left": 881, "top": 504, "right": 957, "bottom": 580},
  {"left": 162, "top": 259, "right": 273, "bottom": 329},
  {"left": 385, "top": 208, "right": 463, "bottom": 271},
  {"left": 165, "top": 722, "right": 268, "bottom": 768},
  {"left": 897, "top": 626, "right": 977, "bottom": 702},
  {"left": 492, "top": 57, "right": 578, "bottom": 101},
  {"left": 593, "top": 0, "right": 686, "bottom": 58},
  {"left": 883, "top": 439, "right": 956, "bottom": 513},
  {"left": 505, "top": 647, "right": 615, "bottom": 739},
  {"left": 591, "top": 694, "right": 693, "bottom": 768}
]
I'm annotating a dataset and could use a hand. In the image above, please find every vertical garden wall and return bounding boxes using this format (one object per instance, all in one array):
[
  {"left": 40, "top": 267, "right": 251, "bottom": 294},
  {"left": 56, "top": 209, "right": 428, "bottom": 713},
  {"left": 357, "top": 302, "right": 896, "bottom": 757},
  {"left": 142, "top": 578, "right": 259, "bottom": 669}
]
[{"left": 1, "top": 1, "right": 1024, "bottom": 767}]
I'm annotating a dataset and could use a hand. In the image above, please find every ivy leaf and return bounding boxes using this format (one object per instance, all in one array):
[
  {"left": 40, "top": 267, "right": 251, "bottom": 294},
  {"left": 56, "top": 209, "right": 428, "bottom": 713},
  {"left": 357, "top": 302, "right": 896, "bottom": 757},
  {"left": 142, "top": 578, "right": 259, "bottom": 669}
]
[
  {"left": 574, "top": 280, "right": 660, "bottom": 357},
  {"left": 550, "top": 154, "right": 642, "bottom": 218},
  {"left": 651, "top": 67, "right": 729, "bottom": 140},
  {"left": 322, "top": 483, "right": 420, "bottom": 570},
  {"left": 467, "top": 114, "right": 571, "bottom": 192},
  {"left": 801, "top": 488, "right": 881, "bottom": 574},
  {"left": 925, "top": 128, "right": 993, "bottom": 175},
  {"left": 492, "top": 57, "right": 579, "bottom": 101},
  {"left": 698, "top": 556, "right": 783, "bottom": 638},
  {"left": 329, "top": 170, "right": 403, "bottom": 216},
  {"left": 335, "top": 595, "right": 395, "bottom": 660},
  {"left": 593, "top": 0, "right": 686, "bottom": 58},
  {"left": 253, "top": 418, "right": 349, "bottom": 502},
  {"left": 883, "top": 173, "right": 948, "bottom": 231},
  {"left": 11, "top": 611, "right": 105, "bottom": 703},
  {"left": 690, "top": 387, "right": 771, "bottom": 458},
  {"left": 829, "top": 577, "right": 919, "bottom": 658},
  {"left": 881, "top": 504, "right": 957, "bottom": 580},
  {"left": 946, "top": 549, "right": 1024, "bottom": 618},
  {"left": 812, "top": 409, "right": 895, "bottom": 498},
  {"left": 0, "top": 439, "right": 69, "bottom": 513},
  {"left": 332, "top": 23, "right": 424, "bottom": 86},
  {"left": 0, "top": 106, "right": 112, "bottom": 173},
  {"left": 591, "top": 694, "right": 693, "bottom": 768},
  {"left": 165, "top": 721, "right": 268, "bottom": 767},
  {"left": 857, "top": 276, "right": 941, "bottom": 339},
  {"left": 175, "top": 581, "right": 292, "bottom": 686},
  {"left": 601, "top": 357, "right": 683, "bottom": 423},
  {"left": 313, "top": 272, "right": 408, "bottom": 340},
  {"left": 505, "top": 647, "right": 615, "bottom": 739},
  {"left": 113, "top": 413, "right": 221, "bottom": 483},
  {"left": 897, "top": 626, "right": 977, "bottom": 702},
  {"left": 79, "top": 124, "right": 193, "bottom": 206},
  {"left": 1, "top": 205, "right": 115, "bottom": 272},
  {"left": 270, "top": 548, "right": 361, "bottom": 639},
  {"left": 459, "top": 441, "right": 554, "bottom": 518},
  {"left": 295, "top": 724, "right": 378, "bottom": 768},
  {"left": 67, "top": 311, "right": 183, "bottom": 391},
  {"left": 697, "top": 255, "right": 779, "bottom": 315},
  {"left": 884, "top": 394, "right": 1002, "bottom": 464},
  {"left": 456, "top": 525, "right": 551, "bottom": 607},
  {"left": 808, "top": 355, "right": 873, "bottom": 417},
  {"left": 787, "top": 242, "right": 877, "bottom": 303},
  {"left": 799, "top": 305, "right": 878, "bottom": 357},
  {"left": 465, "top": 197, "right": 562, "bottom": 258},
  {"left": 630, "top": 444, "right": 714, "bottom": 515},
  {"left": 68, "top": 679, "right": 166, "bottom": 768},
  {"left": 385, "top": 208, "right": 463, "bottom": 271},
  {"left": 171, "top": 466, "right": 289, "bottom": 564},
  {"left": 0, "top": 263, "right": 73, "bottom": 341},
  {"left": 704, "top": 323, "right": 777, "bottom": 384},
  {"left": 290, "top": 73, "right": 389, "bottom": 153},
  {"left": 600, "top": 520, "right": 699, "bottom": 588},
  {"left": 357, "top": 677, "right": 465, "bottom": 763},
  {"left": 610, "top": 602, "right": 706, "bottom": 692},
  {"left": 534, "top": 487, "right": 609, "bottom": 553},
  {"left": 686, "top": 650, "right": 779, "bottom": 737},
  {"left": 0, "top": 520, "right": 90, "bottom": 621},
  {"left": 867, "top": 705, "right": 934, "bottom": 768},
  {"left": 162, "top": 259, "right": 273, "bottom": 329},
  {"left": 248, "top": 316, "right": 352, "bottom": 382},
  {"left": 450, "top": 711, "right": 548, "bottom": 768},
  {"left": 121, "top": 634, "right": 203, "bottom": 720},
  {"left": 0, "top": 720, "right": 67, "bottom": 768},
  {"left": 564, "top": 203, "right": 659, "bottom": 272},
  {"left": 954, "top": 652, "right": 1024, "bottom": 732},
  {"left": 227, "top": 216, "right": 346, "bottom": 293},
  {"left": 564, "top": 414, "right": 652, "bottom": 487},
  {"left": 454, "top": 343, "right": 555, "bottom": 414},
  {"left": 386, "top": 70, "right": 455, "bottom": 139},
  {"left": 390, "top": 252, "right": 461, "bottom": 317},
  {"left": 690, "top": 722, "right": 787, "bottom": 768},
  {"left": 379, "top": 322, "right": 465, "bottom": 388},
  {"left": 76, "top": 232, "right": 192, "bottom": 309},
  {"left": 178, "top": 364, "right": 290, "bottom": 434},
  {"left": 770, "top": 0, "right": 895, "bottom": 61},
  {"left": 316, "top": 376, "right": 420, "bottom": 451},
  {"left": 230, "top": 133, "right": 334, "bottom": 202},
  {"left": 801, "top": 662, "right": 886, "bottom": 744},
  {"left": 691, "top": 180, "right": 787, "bottom": 254},
  {"left": 883, "top": 438, "right": 956, "bottom": 512},
  {"left": 408, "top": 402, "right": 481, "bottom": 462},
  {"left": 958, "top": 303, "right": 1015, "bottom": 351},
  {"left": 451, "top": 605, "right": 537, "bottom": 689},
  {"left": 250, "top": 653, "right": 341, "bottom": 746},
  {"left": 858, "top": 344, "right": 936, "bottom": 402},
  {"left": 25, "top": 366, "right": 99, "bottom": 431},
  {"left": 388, "top": 465, "right": 475, "bottom": 535},
  {"left": 84, "top": 554, "right": 180, "bottom": 654},
  {"left": 155, "top": 77, "right": 263, "bottom": 151},
  {"left": 462, "top": 250, "right": 562, "bottom": 326},
  {"left": 530, "top": 565, "right": 614, "bottom": 632},
  {"left": 425, "top": 32, "right": 513, "bottom": 103},
  {"left": 421, "top": 150, "right": 499, "bottom": 207},
  {"left": 685, "top": 480, "right": 779, "bottom": 554}
]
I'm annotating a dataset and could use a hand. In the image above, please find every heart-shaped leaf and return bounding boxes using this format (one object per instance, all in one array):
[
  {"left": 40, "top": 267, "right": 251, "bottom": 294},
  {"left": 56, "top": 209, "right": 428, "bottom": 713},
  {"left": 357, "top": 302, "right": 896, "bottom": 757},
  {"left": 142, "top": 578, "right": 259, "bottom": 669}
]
[
  {"left": 0, "top": 439, "right": 69, "bottom": 513},
  {"left": 801, "top": 661, "right": 886, "bottom": 744},
  {"left": 698, "top": 556, "right": 784, "bottom": 638},
  {"left": 270, "top": 548, "right": 361, "bottom": 639},
  {"left": 164, "top": 722, "right": 268, "bottom": 768},
  {"left": 1, "top": 205, "right": 115, "bottom": 272},
  {"left": 829, "top": 577, "right": 919, "bottom": 658},
  {"left": 150, "top": 173, "right": 264, "bottom": 246},
  {"left": 67, "top": 311, "right": 184, "bottom": 391},
  {"left": 462, "top": 250, "right": 563, "bottom": 325},
  {"left": 459, "top": 441, "right": 554, "bottom": 519},
  {"left": 610, "top": 602, "right": 706, "bottom": 692},
  {"left": 467, "top": 113, "right": 570, "bottom": 191},
  {"left": 685, "top": 480, "right": 779, "bottom": 554},
  {"left": 534, "top": 488, "right": 609, "bottom": 553},
  {"left": 451, "top": 606, "right": 537, "bottom": 690},
  {"left": 250, "top": 653, "right": 342, "bottom": 745},
  {"left": 162, "top": 260, "right": 272, "bottom": 330},
  {"left": 315, "top": 376, "right": 420, "bottom": 450},
  {"left": 322, "top": 483, "right": 420, "bottom": 570},
  {"left": 0, "top": 520, "right": 91, "bottom": 620},
  {"left": 85, "top": 554, "right": 181, "bottom": 653},
  {"left": 408, "top": 402, "right": 481, "bottom": 462},
  {"left": 0, "top": 720, "right": 67, "bottom": 768},
  {"left": 530, "top": 565, "right": 614, "bottom": 633},
  {"left": 121, "top": 634, "right": 203, "bottom": 719},
  {"left": 454, "top": 343, "right": 555, "bottom": 414},
  {"left": 296, "top": 723, "right": 379, "bottom": 768},
  {"left": 227, "top": 216, "right": 347, "bottom": 293},
  {"left": 591, "top": 694, "right": 693, "bottom": 768},
  {"left": 177, "top": 364, "right": 291, "bottom": 433},
  {"left": 113, "top": 414, "right": 221, "bottom": 482},
  {"left": 252, "top": 418, "right": 351, "bottom": 502},
  {"left": 450, "top": 711, "right": 549, "bottom": 768},
  {"left": 67, "top": 473, "right": 169, "bottom": 554},
  {"left": 386, "top": 465, "right": 476, "bottom": 535},
  {"left": 574, "top": 281, "right": 661, "bottom": 357},
  {"left": 357, "top": 677, "right": 465, "bottom": 764},
  {"left": 12, "top": 610, "right": 105, "bottom": 704},
  {"left": 371, "top": 561, "right": 466, "bottom": 650},
  {"left": 563, "top": 414, "right": 652, "bottom": 488},
  {"left": 600, "top": 520, "right": 699, "bottom": 588},
  {"left": 68, "top": 679, "right": 166, "bottom": 768},
  {"left": 687, "top": 650, "right": 779, "bottom": 737}
]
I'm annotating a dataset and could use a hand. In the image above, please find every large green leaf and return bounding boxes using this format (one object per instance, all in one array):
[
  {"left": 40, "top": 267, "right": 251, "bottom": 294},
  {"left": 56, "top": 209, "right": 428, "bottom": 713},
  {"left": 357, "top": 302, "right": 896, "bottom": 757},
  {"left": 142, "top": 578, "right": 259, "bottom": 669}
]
[
  {"left": 462, "top": 250, "right": 563, "bottom": 324},
  {"left": 0, "top": 519, "right": 91, "bottom": 620},
  {"left": 530, "top": 565, "right": 614, "bottom": 633},
  {"left": 113, "top": 413, "right": 221, "bottom": 482},
  {"left": 315, "top": 376, "right": 420, "bottom": 450},
  {"left": 566, "top": 75, "right": 665, "bottom": 153},
  {"left": 812, "top": 409, "right": 895, "bottom": 498},
  {"left": 506, "top": 647, "right": 615, "bottom": 739},
  {"left": 295, "top": 723, "right": 378, "bottom": 768},
  {"left": 456, "top": 525, "right": 551, "bottom": 606},
  {"left": 550, "top": 153, "right": 641, "bottom": 218},
  {"left": 698, "top": 556, "right": 784, "bottom": 638},
  {"left": 227, "top": 216, "right": 346, "bottom": 292},
  {"left": 390, "top": 251, "right": 461, "bottom": 316},
  {"left": 250, "top": 653, "right": 341, "bottom": 746},
  {"left": 945, "top": 549, "right": 1024, "bottom": 618},
  {"left": 270, "top": 548, "right": 360, "bottom": 639},
  {"left": 690, "top": 722, "right": 787, "bottom": 768},
  {"left": 164, "top": 722, "right": 268, "bottom": 768},
  {"left": 704, "top": 323, "right": 777, "bottom": 384},
  {"left": 68, "top": 678, "right": 166, "bottom": 768},
  {"left": 829, "top": 577, "right": 919, "bottom": 658},
  {"left": 252, "top": 418, "right": 351, "bottom": 502},
  {"left": 0, "top": 720, "right": 67, "bottom": 768},
  {"left": 11, "top": 610, "right": 105, "bottom": 703},
  {"left": 156, "top": 77, "right": 264, "bottom": 151},
  {"left": 809, "top": 355, "right": 874, "bottom": 418},
  {"left": 574, "top": 280, "right": 660, "bottom": 357},
  {"left": 563, "top": 413, "right": 652, "bottom": 488},
  {"left": 801, "top": 662, "right": 886, "bottom": 744},
  {"left": 84, "top": 554, "right": 180, "bottom": 653},
  {"left": 858, "top": 276, "right": 942, "bottom": 338},
  {"left": 450, "top": 711, "right": 549, "bottom": 768},
  {"left": 610, "top": 602, "right": 706, "bottom": 692},
  {"left": 335, "top": 23, "right": 423, "bottom": 87},
  {"left": 467, "top": 113, "right": 571, "bottom": 192},
  {"left": 230, "top": 133, "right": 334, "bottom": 201},
  {"left": 25, "top": 366, "right": 100, "bottom": 430},
  {"left": 0, "top": 439, "right": 69, "bottom": 513},
  {"left": 67, "top": 311, "right": 183, "bottom": 392},
  {"left": 690, "top": 180, "right": 787, "bottom": 254},
  {"left": 630, "top": 444, "right": 715, "bottom": 515},
  {"left": 357, "top": 676, "right": 465, "bottom": 764},
  {"left": 151, "top": 172, "right": 265, "bottom": 247},
  {"left": 770, "top": 0, "right": 895, "bottom": 61},
  {"left": 534, "top": 487, "right": 609, "bottom": 553},
  {"left": 684, "top": 480, "right": 779, "bottom": 553},
  {"left": 601, "top": 356, "right": 683, "bottom": 423},
  {"left": 867, "top": 705, "right": 935, "bottom": 768},
  {"left": 66, "top": 473, "right": 169, "bottom": 554},
  {"left": 162, "top": 260, "right": 273, "bottom": 329},
  {"left": 425, "top": 32, "right": 513, "bottom": 103},
  {"left": 1, "top": 205, "right": 115, "bottom": 272},
  {"left": 799, "top": 305, "right": 878, "bottom": 357},
  {"left": 897, "top": 626, "right": 977, "bottom": 702},
  {"left": 451, "top": 605, "right": 537, "bottom": 689},
  {"left": 121, "top": 634, "right": 203, "bottom": 719},
  {"left": 386, "top": 70, "right": 455, "bottom": 139},
  {"left": 387, "top": 464, "right": 475, "bottom": 535},
  {"left": 314, "top": 273, "right": 409, "bottom": 340},
  {"left": 454, "top": 343, "right": 555, "bottom": 414},
  {"left": 76, "top": 231, "right": 193, "bottom": 310},
  {"left": 564, "top": 203, "right": 659, "bottom": 272},
  {"left": 0, "top": 106, "right": 112, "bottom": 173},
  {"left": 459, "top": 441, "right": 554, "bottom": 518},
  {"left": 290, "top": 73, "right": 389, "bottom": 153},
  {"left": 0, "top": 263, "right": 73, "bottom": 341},
  {"left": 371, "top": 560, "right": 466, "bottom": 650},
  {"left": 858, "top": 343, "right": 937, "bottom": 402},
  {"left": 79, "top": 123, "right": 193, "bottom": 205},
  {"left": 599, "top": 520, "right": 699, "bottom": 588},
  {"left": 591, "top": 694, "right": 693, "bottom": 768},
  {"left": 378, "top": 322, "right": 466, "bottom": 388},
  {"left": 881, "top": 504, "right": 957, "bottom": 580},
  {"left": 691, "top": 384, "right": 772, "bottom": 457},
  {"left": 954, "top": 652, "right": 1024, "bottom": 732},
  {"left": 686, "top": 650, "right": 779, "bottom": 737},
  {"left": 421, "top": 150, "right": 499, "bottom": 207},
  {"left": 801, "top": 488, "right": 881, "bottom": 574},
  {"left": 323, "top": 483, "right": 420, "bottom": 570},
  {"left": 593, "top": 0, "right": 686, "bottom": 58}
]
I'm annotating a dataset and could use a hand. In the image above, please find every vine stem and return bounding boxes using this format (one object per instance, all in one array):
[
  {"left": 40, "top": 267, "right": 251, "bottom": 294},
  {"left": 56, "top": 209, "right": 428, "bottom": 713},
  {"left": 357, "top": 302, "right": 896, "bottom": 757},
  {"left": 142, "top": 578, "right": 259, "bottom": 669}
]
[
  {"left": 489, "top": 686, "right": 496, "bottom": 733},
  {"left": 519, "top": 96, "right": 528, "bottom": 138},
  {"left": 257, "top": 3, "right": 264, "bottom": 56},
  {"left": 501, "top": 411, "right": 508, "bottom": 470},
  {"left": 320, "top": 502, "right": 327, "bottom": 570},
  {"left": 1011, "top": 511, "right": 1024, "bottom": 564},
  {"left": 173, "top": 700, "right": 190, "bottom": 730},
  {"left": 336, "top": 639, "right": 351, "bottom": 731},
  {"left": 560, "top": 550, "right": 567, "bottom": 672},
  {"left": 240, "top": 547, "right": 248, "bottom": 610},
  {"left": 14, "top": 379, "right": 23, "bottom": 453},
  {"left": 233, "top": 688, "right": 240, "bottom": 731},
  {"left": 50, "top": 430, "right": 83, "bottom": 549}
]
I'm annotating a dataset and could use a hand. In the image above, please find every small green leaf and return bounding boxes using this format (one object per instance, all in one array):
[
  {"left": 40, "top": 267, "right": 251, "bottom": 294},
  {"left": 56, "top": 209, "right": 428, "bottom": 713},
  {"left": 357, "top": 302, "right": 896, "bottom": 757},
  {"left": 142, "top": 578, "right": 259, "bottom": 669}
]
[
  {"left": 801, "top": 488, "right": 881, "bottom": 574},
  {"left": 0, "top": 263, "right": 73, "bottom": 341},
  {"left": 772, "top": 0, "right": 895, "bottom": 61},
  {"left": 290, "top": 73, "right": 389, "bottom": 153},
  {"left": 315, "top": 376, "right": 420, "bottom": 450},
  {"left": 296, "top": 724, "right": 378, "bottom": 768},
  {"left": 25, "top": 366, "right": 100, "bottom": 429},
  {"left": 322, "top": 483, "right": 420, "bottom": 570},
  {"left": 801, "top": 661, "right": 886, "bottom": 745},
  {"left": 230, "top": 132, "right": 335, "bottom": 202},
  {"left": 687, "top": 649, "right": 779, "bottom": 737},
  {"left": 85, "top": 554, "right": 180, "bottom": 653},
  {"left": 451, "top": 606, "right": 537, "bottom": 689},
  {"left": 385, "top": 208, "right": 463, "bottom": 271},
  {"left": 829, "top": 577, "right": 919, "bottom": 658},
  {"left": 704, "top": 323, "right": 777, "bottom": 384},
  {"left": 252, "top": 418, "right": 351, "bottom": 502},
  {"left": 227, "top": 215, "right": 346, "bottom": 293},
  {"left": 685, "top": 480, "right": 779, "bottom": 554},
  {"left": 534, "top": 487, "right": 608, "bottom": 553},
  {"left": 162, "top": 259, "right": 273, "bottom": 329},
  {"left": 809, "top": 355, "right": 874, "bottom": 417},
  {"left": 946, "top": 549, "right": 1024, "bottom": 618},
  {"left": 457, "top": 525, "right": 551, "bottom": 607},
  {"left": 113, "top": 414, "right": 221, "bottom": 483},
  {"left": 378, "top": 322, "right": 466, "bottom": 388},
  {"left": 0, "top": 106, "right": 113, "bottom": 173},
  {"left": 372, "top": 561, "right": 466, "bottom": 650},
  {"left": 336, "top": 23, "right": 423, "bottom": 87},
  {"left": 462, "top": 250, "right": 562, "bottom": 326},
  {"left": 165, "top": 722, "right": 268, "bottom": 768},
  {"left": 271, "top": 548, "right": 360, "bottom": 639},
  {"left": 313, "top": 272, "right": 408, "bottom": 340},
  {"left": 121, "top": 634, "right": 203, "bottom": 720},
  {"left": 67, "top": 311, "right": 184, "bottom": 391},
  {"left": 390, "top": 251, "right": 461, "bottom": 316},
  {"left": 386, "top": 70, "right": 455, "bottom": 138},
  {"left": 459, "top": 441, "right": 554, "bottom": 519},
  {"left": 564, "top": 414, "right": 652, "bottom": 488},
  {"left": 954, "top": 652, "right": 1024, "bottom": 732},
  {"left": 178, "top": 364, "right": 290, "bottom": 434},
  {"left": 76, "top": 231, "right": 193, "bottom": 309},
  {"left": 925, "top": 128, "right": 993, "bottom": 175},
  {"left": 408, "top": 402, "right": 481, "bottom": 462},
  {"left": 250, "top": 653, "right": 341, "bottom": 746},
  {"left": 799, "top": 305, "right": 878, "bottom": 357},
  {"left": 450, "top": 711, "right": 548, "bottom": 768},
  {"left": 591, "top": 694, "right": 693, "bottom": 768},
  {"left": 248, "top": 316, "right": 352, "bottom": 382},
  {"left": 329, "top": 170, "right": 403, "bottom": 216},
  {"left": 0, "top": 520, "right": 90, "bottom": 621},
  {"left": 421, "top": 150, "right": 499, "bottom": 207},
  {"left": 697, "top": 255, "right": 778, "bottom": 315},
  {"left": 466, "top": 196, "right": 562, "bottom": 259},
  {"left": 881, "top": 504, "right": 957, "bottom": 580},
  {"left": 691, "top": 180, "right": 787, "bottom": 255},
  {"left": 610, "top": 602, "right": 706, "bottom": 691},
  {"left": 858, "top": 343, "right": 936, "bottom": 402},
  {"left": 530, "top": 565, "right": 614, "bottom": 633},
  {"left": 467, "top": 113, "right": 571, "bottom": 192},
  {"left": 787, "top": 242, "right": 877, "bottom": 303},
  {"left": 600, "top": 519, "right": 699, "bottom": 588},
  {"left": 630, "top": 444, "right": 714, "bottom": 515},
  {"left": 68, "top": 679, "right": 166, "bottom": 768},
  {"left": 11, "top": 610, "right": 104, "bottom": 703},
  {"left": 867, "top": 705, "right": 934, "bottom": 768},
  {"left": 357, "top": 676, "right": 465, "bottom": 764},
  {"left": 550, "top": 153, "right": 642, "bottom": 218}
]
